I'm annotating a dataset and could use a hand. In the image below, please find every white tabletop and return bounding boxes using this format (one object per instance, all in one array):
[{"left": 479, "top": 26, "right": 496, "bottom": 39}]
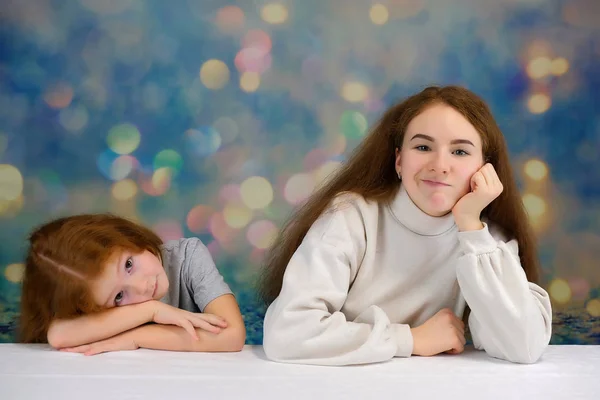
[{"left": 0, "top": 344, "right": 598, "bottom": 399}]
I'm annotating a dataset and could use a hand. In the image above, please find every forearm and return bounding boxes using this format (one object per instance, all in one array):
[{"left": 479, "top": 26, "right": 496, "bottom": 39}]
[
  {"left": 47, "top": 301, "right": 156, "bottom": 348},
  {"left": 130, "top": 323, "right": 246, "bottom": 352}
]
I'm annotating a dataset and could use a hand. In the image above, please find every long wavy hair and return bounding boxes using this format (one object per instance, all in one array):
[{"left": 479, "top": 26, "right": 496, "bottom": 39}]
[{"left": 258, "top": 85, "right": 540, "bottom": 306}]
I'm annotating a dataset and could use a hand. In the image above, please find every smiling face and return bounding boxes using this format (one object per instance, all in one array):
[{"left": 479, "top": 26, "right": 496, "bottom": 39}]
[
  {"left": 395, "top": 102, "right": 486, "bottom": 217},
  {"left": 91, "top": 249, "right": 169, "bottom": 308}
]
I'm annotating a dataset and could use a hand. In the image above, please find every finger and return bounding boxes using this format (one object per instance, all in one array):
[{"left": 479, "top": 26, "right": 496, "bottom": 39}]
[
  {"left": 181, "top": 319, "right": 200, "bottom": 340},
  {"left": 199, "top": 314, "right": 228, "bottom": 328},
  {"left": 62, "top": 345, "right": 89, "bottom": 353},
  {"left": 84, "top": 346, "right": 103, "bottom": 356},
  {"left": 481, "top": 164, "right": 497, "bottom": 186},
  {"left": 471, "top": 171, "right": 485, "bottom": 191},
  {"left": 452, "top": 322, "right": 465, "bottom": 337},
  {"left": 445, "top": 348, "right": 461, "bottom": 355},
  {"left": 193, "top": 318, "right": 222, "bottom": 334}
]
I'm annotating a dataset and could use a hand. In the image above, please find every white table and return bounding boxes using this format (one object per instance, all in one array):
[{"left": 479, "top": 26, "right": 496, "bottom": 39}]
[{"left": 0, "top": 344, "right": 598, "bottom": 399}]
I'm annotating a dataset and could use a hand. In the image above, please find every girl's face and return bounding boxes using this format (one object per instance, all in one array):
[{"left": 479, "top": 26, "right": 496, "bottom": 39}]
[
  {"left": 395, "top": 103, "right": 485, "bottom": 217},
  {"left": 91, "top": 249, "right": 169, "bottom": 308}
]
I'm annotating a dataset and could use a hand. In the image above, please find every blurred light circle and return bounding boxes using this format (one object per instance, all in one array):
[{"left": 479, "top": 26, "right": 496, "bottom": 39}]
[
  {"left": 240, "top": 176, "right": 274, "bottom": 210},
  {"left": 549, "top": 279, "right": 571, "bottom": 304},
  {"left": 340, "top": 111, "right": 368, "bottom": 139},
  {"left": 341, "top": 82, "right": 369, "bottom": 103},
  {"left": 261, "top": 3, "right": 288, "bottom": 24},
  {"left": 185, "top": 128, "right": 222, "bottom": 156},
  {"left": 215, "top": 6, "right": 245, "bottom": 33},
  {"left": 284, "top": 173, "right": 315, "bottom": 205},
  {"left": 44, "top": 83, "right": 73, "bottom": 109},
  {"left": 153, "top": 149, "right": 183, "bottom": 176},
  {"left": 235, "top": 48, "right": 272, "bottom": 73},
  {"left": 370, "top": 4, "right": 389, "bottom": 25},
  {"left": 4, "top": 263, "right": 25, "bottom": 283},
  {"left": 247, "top": 220, "right": 278, "bottom": 249},
  {"left": 187, "top": 205, "right": 215, "bottom": 234},
  {"left": 223, "top": 203, "right": 253, "bottom": 229},
  {"left": 200, "top": 59, "right": 230, "bottom": 90},
  {"left": 242, "top": 29, "right": 272, "bottom": 54},
  {"left": 110, "top": 155, "right": 138, "bottom": 181},
  {"left": 111, "top": 179, "right": 138, "bottom": 201},
  {"left": 0, "top": 164, "right": 24, "bottom": 201},
  {"left": 107, "top": 123, "right": 141, "bottom": 155},
  {"left": 240, "top": 72, "right": 261, "bottom": 92}
]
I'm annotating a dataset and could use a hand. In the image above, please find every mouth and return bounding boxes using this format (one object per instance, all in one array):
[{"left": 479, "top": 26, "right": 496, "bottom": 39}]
[
  {"left": 422, "top": 179, "right": 451, "bottom": 187},
  {"left": 151, "top": 279, "right": 157, "bottom": 298}
]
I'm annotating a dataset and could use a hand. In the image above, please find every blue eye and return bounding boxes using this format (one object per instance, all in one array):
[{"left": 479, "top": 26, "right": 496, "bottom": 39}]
[
  {"left": 415, "top": 145, "right": 429, "bottom": 151},
  {"left": 453, "top": 149, "right": 469, "bottom": 156}
]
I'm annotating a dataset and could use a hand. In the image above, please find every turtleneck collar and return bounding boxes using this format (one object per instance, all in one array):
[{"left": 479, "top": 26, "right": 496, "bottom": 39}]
[{"left": 388, "top": 184, "right": 456, "bottom": 236}]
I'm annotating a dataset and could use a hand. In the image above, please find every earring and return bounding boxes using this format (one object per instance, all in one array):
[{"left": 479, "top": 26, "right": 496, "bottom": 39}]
[{"left": 397, "top": 172, "right": 402, "bottom": 180}]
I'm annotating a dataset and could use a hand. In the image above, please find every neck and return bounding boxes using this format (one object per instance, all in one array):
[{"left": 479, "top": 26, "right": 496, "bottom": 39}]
[{"left": 388, "top": 184, "right": 456, "bottom": 236}]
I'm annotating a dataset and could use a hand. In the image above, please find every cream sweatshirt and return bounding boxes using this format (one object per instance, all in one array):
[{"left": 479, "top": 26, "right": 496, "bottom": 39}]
[{"left": 263, "top": 185, "right": 552, "bottom": 365}]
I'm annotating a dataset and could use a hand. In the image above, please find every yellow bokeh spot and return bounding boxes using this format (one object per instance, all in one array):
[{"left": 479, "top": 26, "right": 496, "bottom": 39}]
[
  {"left": 284, "top": 173, "right": 315, "bottom": 205},
  {"left": 152, "top": 168, "right": 172, "bottom": 195},
  {"left": 524, "top": 159, "right": 548, "bottom": 181},
  {"left": 107, "top": 123, "right": 141, "bottom": 155},
  {"left": 112, "top": 179, "right": 138, "bottom": 201},
  {"left": 240, "top": 71, "right": 260, "bottom": 92},
  {"left": 261, "top": 3, "right": 288, "bottom": 24},
  {"left": 0, "top": 194, "right": 24, "bottom": 216},
  {"left": 549, "top": 279, "right": 571, "bottom": 304},
  {"left": 199, "top": 59, "right": 230, "bottom": 90},
  {"left": 526, "top": 57, "right": 552, "bottom": 79},
  {"left": 5, "top": 263, "right": 25, "bottom": 283},
  {"left": 223, "top": 203, "right": 253, "bottom": 229},
  {"left": 551, "top": 57, "right": 569, "bottom": 76},
  {"left": 341, "top": 82, "right": 369, "bottom": 103},
  {"left": 522, "top": 194, "right": 547, "bottom": 219},
  {"left": 586, "top": 299, "right": 600, "bottom": 317},
  {"left": 314, "top": 161, "right": 342, "bottom": 187},
  {"left": 370, "top": 4, "right": 389, "bottom": 25},
  {"left": 527, "top": 93, "right": 551, "bottom": 114},
  {"left": 240, "top": 176, "right": 273, "bottom": 210},
  {"left": 0, "top": 164, "right": 24, "bottom": 201}
]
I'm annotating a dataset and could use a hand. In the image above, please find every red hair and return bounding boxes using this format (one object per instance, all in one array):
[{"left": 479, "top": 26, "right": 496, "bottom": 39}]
[{"left": 19, "top": 214, "right": 163, "bottom": 343}]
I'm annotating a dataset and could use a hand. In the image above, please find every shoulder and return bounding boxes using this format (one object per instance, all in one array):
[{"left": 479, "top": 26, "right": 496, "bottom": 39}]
[
  {"left": 160, "top": 238, "right": 213, "bottom": 270},
  {"left": 308, "top": 191, "right": 378, "bottom": 244},
  {"left": 161, "top": 237, "right": 208, "bottom": 256}
]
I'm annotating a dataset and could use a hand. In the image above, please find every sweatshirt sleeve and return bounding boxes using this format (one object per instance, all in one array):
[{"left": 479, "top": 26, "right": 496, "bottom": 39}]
[
  {"left": 456, "top": 222, "right": 552, "bottom": 364},
  {"left": 262, "top": 197, "right": 413, "bottom": 366}
]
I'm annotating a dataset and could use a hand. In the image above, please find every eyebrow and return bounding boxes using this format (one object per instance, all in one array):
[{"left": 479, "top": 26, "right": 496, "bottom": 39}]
[{"left": 410, "top": 133, "right": 475, "bottom": 147}]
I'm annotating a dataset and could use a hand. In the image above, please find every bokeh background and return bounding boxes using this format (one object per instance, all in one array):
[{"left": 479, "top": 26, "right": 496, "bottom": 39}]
[{"left": 1, "top": 0, "right": 599, "bottom": 345}]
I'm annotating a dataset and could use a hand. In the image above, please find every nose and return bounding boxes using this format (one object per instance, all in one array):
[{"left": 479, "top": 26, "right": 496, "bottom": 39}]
[
  {"left": 429, "top": 151, "right": 449, "bottom": 174},
  {"left": 132, "top": 278, "right": 151, "bottom": 297}
]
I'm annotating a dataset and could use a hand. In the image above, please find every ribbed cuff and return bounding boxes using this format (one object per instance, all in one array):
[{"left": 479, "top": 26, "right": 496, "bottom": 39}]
[
  {"left": 392, "top": 323, "right": 413, "bottom": 357},
  {"left": 457, "top": 222, "right": 498, "bottom": 255}
]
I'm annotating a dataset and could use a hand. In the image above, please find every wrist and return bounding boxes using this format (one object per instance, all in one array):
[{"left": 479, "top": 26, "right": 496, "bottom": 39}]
[
  {"left": 455, "top": 217, "right": 484, "bottom": 232},
  {"left": 140, "top": 300, "right": 160, "bottom": 322},
  {"left": 409, "top": 327, "right": 420, "bottom": 356}
]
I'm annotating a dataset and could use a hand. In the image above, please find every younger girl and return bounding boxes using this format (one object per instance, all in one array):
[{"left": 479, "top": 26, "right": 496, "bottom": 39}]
[
  {"left": 258, "top": 85, "right": 553, "bottom": 365},
  {"left": 19, "top": 213, "right": 246, "bottom": 355}
]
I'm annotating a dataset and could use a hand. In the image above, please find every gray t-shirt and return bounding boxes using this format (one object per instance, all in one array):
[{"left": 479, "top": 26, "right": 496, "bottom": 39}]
[{"left": 159, "top": 238, "right": 232, "bottom": 312}]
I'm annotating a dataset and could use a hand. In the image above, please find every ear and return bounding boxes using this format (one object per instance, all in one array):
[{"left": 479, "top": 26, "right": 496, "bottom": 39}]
[{"left": 395, "top": 148, "right": 402, "bottom": 177}]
